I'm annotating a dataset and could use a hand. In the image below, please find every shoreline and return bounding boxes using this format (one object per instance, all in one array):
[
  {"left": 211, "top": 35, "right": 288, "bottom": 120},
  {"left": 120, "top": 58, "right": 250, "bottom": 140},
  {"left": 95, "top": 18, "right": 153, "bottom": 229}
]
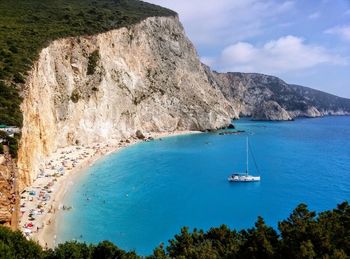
[{"left": 18, "top": 130, "right": 201, "bottom": 248}]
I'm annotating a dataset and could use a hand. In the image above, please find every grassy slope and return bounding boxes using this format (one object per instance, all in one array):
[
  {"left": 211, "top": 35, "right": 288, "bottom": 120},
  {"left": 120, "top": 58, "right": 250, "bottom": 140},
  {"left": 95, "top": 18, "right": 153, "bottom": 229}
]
[{"left": 0, "top": 0, "right": 176, "bottom": 127}]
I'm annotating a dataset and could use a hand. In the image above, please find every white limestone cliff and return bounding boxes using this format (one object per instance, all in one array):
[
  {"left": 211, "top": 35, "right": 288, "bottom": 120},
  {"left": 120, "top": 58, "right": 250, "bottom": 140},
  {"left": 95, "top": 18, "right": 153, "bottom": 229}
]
[{"left": 17, "top": 16, "right": 236, "bottom": 188}]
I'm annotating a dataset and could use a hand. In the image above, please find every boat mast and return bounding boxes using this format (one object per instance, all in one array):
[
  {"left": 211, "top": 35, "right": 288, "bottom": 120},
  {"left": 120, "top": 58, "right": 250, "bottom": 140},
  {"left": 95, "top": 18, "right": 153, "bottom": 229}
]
[{"left": 246, "top": 137, "right": 249, "bottom": 176}]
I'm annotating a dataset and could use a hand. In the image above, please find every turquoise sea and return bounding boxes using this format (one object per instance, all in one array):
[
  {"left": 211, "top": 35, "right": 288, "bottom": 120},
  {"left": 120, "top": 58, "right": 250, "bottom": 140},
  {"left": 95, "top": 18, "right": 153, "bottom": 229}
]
[{"left": 56, "top": 116, "right": 350, "bottom": 255}]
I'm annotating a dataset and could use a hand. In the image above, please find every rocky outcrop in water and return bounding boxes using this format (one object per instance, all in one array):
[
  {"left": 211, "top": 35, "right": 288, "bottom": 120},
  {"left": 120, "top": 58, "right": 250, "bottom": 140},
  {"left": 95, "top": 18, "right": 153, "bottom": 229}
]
[{"left": 252, "top": 101, "right": 292, "bottom": 121}]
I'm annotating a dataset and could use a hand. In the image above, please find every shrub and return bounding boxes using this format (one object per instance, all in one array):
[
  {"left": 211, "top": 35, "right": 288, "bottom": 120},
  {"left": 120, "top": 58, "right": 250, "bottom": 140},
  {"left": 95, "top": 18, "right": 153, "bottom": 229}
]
[
  {"left": 0, "top": 226, "right": 43, "bottom": 258},
  {"left": 7, "top": 133, "right": 20, "bottom": 158},
  {"left": 52, "top": 241, "right": 91, "bottom": 259},
  {"left": 13, "top": 73, "right": 25, "bottom": 84},
  {"left": 87, "top": 50, "right": 100, "bottom": 75},
  {"left": 70, "top": 89, "right": 80, "bottom": 103}
]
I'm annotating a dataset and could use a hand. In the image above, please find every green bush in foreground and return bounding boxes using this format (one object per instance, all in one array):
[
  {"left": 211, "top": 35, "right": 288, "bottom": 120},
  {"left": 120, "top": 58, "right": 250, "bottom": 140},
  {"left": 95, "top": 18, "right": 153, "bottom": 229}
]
[{"left": 0, "top": 202, "right": 349, "bottom": 258}]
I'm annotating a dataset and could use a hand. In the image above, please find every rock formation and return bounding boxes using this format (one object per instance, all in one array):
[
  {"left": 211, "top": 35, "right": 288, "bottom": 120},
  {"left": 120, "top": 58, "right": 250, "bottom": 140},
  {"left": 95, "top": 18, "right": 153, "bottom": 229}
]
[
  {"left": 0, "top": 153, "right": 17, "bottom": 225},
  {"left": 252, "top": 101, "right": 292, "bottom": 121},
  {"left": 17, "top": 16, "right": 236, "bottom": 188},
  {"left": 1, "top": 11, "right": 350, "bottom": 226},
  {"left": 211, "top": 72, "right": 350, "bottom": 120}
]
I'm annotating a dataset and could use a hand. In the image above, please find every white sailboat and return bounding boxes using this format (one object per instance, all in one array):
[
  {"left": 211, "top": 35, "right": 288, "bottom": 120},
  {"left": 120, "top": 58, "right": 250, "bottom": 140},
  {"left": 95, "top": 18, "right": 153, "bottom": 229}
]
[{"left": 228, "top": 137, "right": 261, "bottom": 182}]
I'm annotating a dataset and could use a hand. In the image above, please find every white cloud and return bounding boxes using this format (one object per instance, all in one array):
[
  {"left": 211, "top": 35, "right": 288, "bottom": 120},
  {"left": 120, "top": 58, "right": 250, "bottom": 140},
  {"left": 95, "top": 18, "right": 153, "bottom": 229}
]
[
  {"left": 308, "top": 12, "right": 320, "bottom": 19},
  {"left": 209, "top": 36, "right": 345, "bottom": 74},
  {"left": 145, "top": 0, "right": 295, "bottom": 46},
  {"left": 221, "top": 42, "right": 257, "bottom": 63},
  {"left": 325, "top": 25, "right": 350, "bottom": 41},
  {"left": 200, "top": 57, "right": 215, "bottom": 67}
]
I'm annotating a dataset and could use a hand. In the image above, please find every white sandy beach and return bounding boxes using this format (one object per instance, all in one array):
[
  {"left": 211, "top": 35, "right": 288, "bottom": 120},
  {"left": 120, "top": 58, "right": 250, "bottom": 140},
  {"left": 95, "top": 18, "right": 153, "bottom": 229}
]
[{"left": 18, "top": 131, "right": 200, "bottom": 248}]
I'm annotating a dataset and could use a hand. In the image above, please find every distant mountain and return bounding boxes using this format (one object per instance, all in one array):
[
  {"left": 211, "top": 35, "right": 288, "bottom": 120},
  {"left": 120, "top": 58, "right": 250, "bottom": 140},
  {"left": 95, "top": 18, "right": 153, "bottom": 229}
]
[
  {"left": 289, "top": 84, "right": 350, "bottom": 113},
  {"left": 210, "top": 71, "right": 350, "bottom": 120}
]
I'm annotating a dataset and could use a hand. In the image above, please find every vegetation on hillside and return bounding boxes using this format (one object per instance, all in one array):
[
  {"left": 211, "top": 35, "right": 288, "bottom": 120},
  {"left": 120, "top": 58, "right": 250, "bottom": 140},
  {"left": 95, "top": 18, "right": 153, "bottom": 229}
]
[
  {"left": 225, "top": 72, "right": 350, "bottom": 114},
  {"left": 0, "top": 0, "right": 176, "bottom": 127},
  {"left": 289, "top": 84, "right": 350, "bottom": 112},
  {"left": 0, "top": 130, "right": 20, "bottom": 157},
  {"left": 0, "top": 202, "right": 349, "bottom": 258},
  {"left": 0, "top": 81, "right": 22, "bottom": 127}
]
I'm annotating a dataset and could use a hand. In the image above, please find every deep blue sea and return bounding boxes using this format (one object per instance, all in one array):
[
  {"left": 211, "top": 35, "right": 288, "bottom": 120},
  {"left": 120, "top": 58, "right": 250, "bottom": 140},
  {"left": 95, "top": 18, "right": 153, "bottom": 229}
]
[{"left": 56, "top": 116, "right": 350, "bottom": 255}]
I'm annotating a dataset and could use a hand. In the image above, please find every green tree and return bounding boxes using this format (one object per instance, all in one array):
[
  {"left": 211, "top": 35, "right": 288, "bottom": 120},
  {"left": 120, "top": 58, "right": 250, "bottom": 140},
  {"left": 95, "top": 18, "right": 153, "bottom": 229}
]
[
  {"left": 316, "top": 202, "right": 350, "bottom": 256},
  {"left": 204, "top": 224, "right": 240, "bottom": 258},
  {"left": 87, "top": 50, "right": 100, "bottom": 75},
  {"left": 167, "top": 227, "right": 194, "bottom": 257},
  {"left": 0, "top": 226, "right": 43, "bottom": 259},
  {"left": 239, "top": 216, "right": 279, "bottom": 259},
  {"left": 92, "top": 240, "right": 137, "bottom": 259},
  {"left": 0, "top": 202, "right": 349, "bottom": 258},
  {"left": 148, "top": 244, "right": 168, "bottom": 259},
  {"left": 299, "top": 240, "right": 316, "bottom": 259},
  {"left": 278, "top": 204, "right": 317, "bottom": 258},
  {"left": 51, "top": 241, "right": 91, "bottom": 259}
]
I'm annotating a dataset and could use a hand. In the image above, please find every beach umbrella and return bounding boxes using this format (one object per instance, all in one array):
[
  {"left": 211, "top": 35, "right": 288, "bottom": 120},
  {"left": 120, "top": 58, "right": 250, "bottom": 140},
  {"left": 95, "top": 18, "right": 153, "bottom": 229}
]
[{"left": 25, "top": 222, "right": 34, "bottom": 228}]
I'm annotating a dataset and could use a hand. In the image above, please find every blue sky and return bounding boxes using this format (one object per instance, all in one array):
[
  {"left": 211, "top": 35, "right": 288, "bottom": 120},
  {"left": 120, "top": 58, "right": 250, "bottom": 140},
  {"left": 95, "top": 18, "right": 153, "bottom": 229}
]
[{"left": 146, "top": 0, "right": 350, "bottom": 98}]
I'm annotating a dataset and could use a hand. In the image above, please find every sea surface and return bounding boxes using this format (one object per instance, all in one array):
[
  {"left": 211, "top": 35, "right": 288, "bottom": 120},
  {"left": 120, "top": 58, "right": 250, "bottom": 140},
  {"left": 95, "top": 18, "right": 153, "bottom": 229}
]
[{"left": 56, "top": 116, "right": 350, "bottom": 255}]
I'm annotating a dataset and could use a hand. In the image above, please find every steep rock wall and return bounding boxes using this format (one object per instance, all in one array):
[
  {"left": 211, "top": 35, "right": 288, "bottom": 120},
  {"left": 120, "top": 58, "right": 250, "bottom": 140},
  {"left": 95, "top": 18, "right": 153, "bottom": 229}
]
[
  {"left": 0, "top": 153, "right": 17, "bottom": 225},
  {"left": 17, "top": 16, "right": 236, "bottom": 188}
]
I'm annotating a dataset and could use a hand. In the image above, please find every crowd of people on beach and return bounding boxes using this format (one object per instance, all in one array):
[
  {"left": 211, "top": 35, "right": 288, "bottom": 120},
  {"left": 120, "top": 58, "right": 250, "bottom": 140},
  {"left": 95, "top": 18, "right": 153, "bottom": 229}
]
[
  {"left": 18, "top": 131, "right": 185, "bottom": 247},
  {"left": 18, "top": 143, "right": 113, "bottom": 243}
]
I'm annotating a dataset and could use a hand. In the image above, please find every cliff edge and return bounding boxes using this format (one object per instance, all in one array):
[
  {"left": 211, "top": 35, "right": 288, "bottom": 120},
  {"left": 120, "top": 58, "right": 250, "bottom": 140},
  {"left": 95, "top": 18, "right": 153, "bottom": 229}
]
[
  {"left": 1, "top": 2, "right": 350, "bottom": 227},
  {"left": 17, "top": 16, "right": 236, "bottom": 190}
]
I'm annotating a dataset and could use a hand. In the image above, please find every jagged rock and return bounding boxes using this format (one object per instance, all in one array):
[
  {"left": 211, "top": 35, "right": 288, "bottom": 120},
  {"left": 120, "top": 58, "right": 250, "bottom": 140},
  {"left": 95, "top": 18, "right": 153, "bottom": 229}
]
[
  {"left": 0, "top": 154, "right": 17, "bottom": 225},
  {"left": 289, "top": 106, "right": 321, "bottom": 118},
  {"left": 252, "top": 101, "right": 292, "bottom": 121},
  {"left": 135, "top": 130, "right": 145, "bottom": 139}
]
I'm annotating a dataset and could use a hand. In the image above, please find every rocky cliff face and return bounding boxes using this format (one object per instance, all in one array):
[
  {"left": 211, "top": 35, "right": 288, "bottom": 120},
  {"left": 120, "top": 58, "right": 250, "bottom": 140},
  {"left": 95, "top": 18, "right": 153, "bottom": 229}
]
[
  {"left": 211, "top": 72, "right": 350, "bottom": 120},
  {"left": 4, "top": 13, "right": 350, "bottom": 226},
  {"left": 252, "top": 101, "right": 292, "bottom": 121},
  {"left": 17, "top": 16, "right": 236, "bottom": 188},
  {"left": 0, "top": 153, "right": 17, "bottom": 225}
]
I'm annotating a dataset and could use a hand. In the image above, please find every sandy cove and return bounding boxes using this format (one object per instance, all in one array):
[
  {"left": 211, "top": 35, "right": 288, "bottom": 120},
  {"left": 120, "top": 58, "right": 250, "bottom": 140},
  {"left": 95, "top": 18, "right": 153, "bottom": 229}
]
[{"left": 18, "top": 130, "right": 200, "bottom": 248}]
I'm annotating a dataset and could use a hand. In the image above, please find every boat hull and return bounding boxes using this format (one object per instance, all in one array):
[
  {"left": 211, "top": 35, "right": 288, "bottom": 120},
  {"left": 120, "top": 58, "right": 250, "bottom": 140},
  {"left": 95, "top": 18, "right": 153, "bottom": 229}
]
[{"left": 228, "top": 175, "right": 261, "bottom": 182}]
